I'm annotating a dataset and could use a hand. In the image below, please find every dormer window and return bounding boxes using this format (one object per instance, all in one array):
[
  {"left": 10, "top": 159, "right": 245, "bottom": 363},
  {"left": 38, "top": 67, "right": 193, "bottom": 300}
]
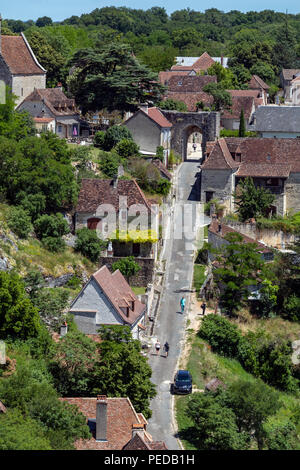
[
  {"left": 178, "top": 81, "right": 183, "bottom": 86},
  {"left": 236, "top": 153, "right": 241, "bottom": 162}
]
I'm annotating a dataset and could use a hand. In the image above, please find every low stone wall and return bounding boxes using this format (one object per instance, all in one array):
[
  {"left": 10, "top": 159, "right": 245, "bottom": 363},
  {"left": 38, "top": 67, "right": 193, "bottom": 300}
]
[
  {"left": 99, "top": 256, "right": 155, "bottom": 287},
  {"left": 223, "top": 220, "right": 296, "bottom": 249}
]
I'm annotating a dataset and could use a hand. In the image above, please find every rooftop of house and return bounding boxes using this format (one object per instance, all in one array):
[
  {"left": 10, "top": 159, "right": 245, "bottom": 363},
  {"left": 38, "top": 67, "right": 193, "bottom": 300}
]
[
  {"left": 167, "top": 74, "right": 217, "bottom": 93},
  {"left": 249, "top": 74, "right": 270, "bottom": 90},
  {"left": 146, "top": 107, "right": 173, "bottom": 128},
  {"left": 18, "top": 87, "right": 78, "bottom": 117},
  {"left": 76, "top": 178, "right": 152, "bottom": 213},
  {"left": 151, "top": 159, "right": 172, "bottom": 180},
  {"left": 281, "top": 69, "right": 300, "bottom": 81},
  {"left": 209, "top": 218, "right": 273, "bottom": 254},
  {"left": 221, "top": 95, "right": 255, "bottom": 121},
  {"left": 60, "top": 396, "right": 166, "bottom": 450},
  {"left": 158, "top": 70, "right": 195, "bottom": 85},
  {"left": 255, "top": 105, "right": 300, "bottom": 133},
  {"left": 33, "top": 117, "right": 55, "bottom": 123},
  {"left": 0, "top": 33, "right": 46, "bottom": 75},
  {"left": 163, "top": 91, "right": 213, "bottom": 112},
  {"left": 202, "top": 137, "right": 300, "bottom": 174},
  {"left": 72, "top": 265, "right": 146, "bottom": 326},
  {"left": 227, "top": 89, "right": 261, "bottom": 98},
  {"left": 174, "top": 52, "right": 229, "bottom": 70}
]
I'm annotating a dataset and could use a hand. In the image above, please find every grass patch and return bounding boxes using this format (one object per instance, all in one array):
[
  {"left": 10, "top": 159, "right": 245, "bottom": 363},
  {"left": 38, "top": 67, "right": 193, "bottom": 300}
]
[
  {"left": 131, "top": 286, "right": 146, "bottom": 295},
  {"left": 193, "top": 264, "right": 206, "bottom": 292},
  {"left": 175, "top": 395, "right": 198, "bottom": 450}
]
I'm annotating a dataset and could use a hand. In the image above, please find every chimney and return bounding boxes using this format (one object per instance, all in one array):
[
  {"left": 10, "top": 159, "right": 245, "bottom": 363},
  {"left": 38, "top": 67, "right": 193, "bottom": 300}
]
[
  {"left": 140, "top": 103, "right": 148, "bottom": 114},
  {"left": 131, "top": 424, "right": 145, "bottom": 439},
  {"left": 96, "top": 395, "right": 108, "bottom": 441},
  {"left": 56, "top": 82, "right": 62, "bottom": 90}
]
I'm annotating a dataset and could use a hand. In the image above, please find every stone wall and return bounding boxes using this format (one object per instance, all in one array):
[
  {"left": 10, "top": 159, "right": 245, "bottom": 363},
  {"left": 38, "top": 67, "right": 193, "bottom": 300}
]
[
  {"left": 201, "top": 169, "right": 234, "bottom": 213},
  {"left": 13, "top": 74, "right": 46, "bottom": 106},
  {"left": 124, "top": 110, "right": 161, "bottom": 154},
  {"left": 223, "top": 220, "right": 296, "bottom": 249},
  {"left": 99, "top": 256, "right": 155, "bottom": 287},
  {"left": 286, "top": 172, "right": 300, "bottom": 213},
  {"left": 160, "top": 110, "right": 220, "bottom": 159}
]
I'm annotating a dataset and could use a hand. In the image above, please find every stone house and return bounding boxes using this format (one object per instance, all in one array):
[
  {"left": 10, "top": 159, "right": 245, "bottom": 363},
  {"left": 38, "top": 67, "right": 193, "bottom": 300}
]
[
  {"left": 255, "top": 106, "right": 300, "bottom": 138},
  {"left": 70, "top": 265, "right": 146, "bottom": 339},
  {"left": 123, "top": 106, "right": 172, "bottom": 165},
  {"left": 221, "top": 95, "right": 256, "bottom": 131},
  {"left": 201, "top": 137, "right": 300, "bottom": 215},
  {"left": 60, "top": 395, "right": 167, "bottom": 450},
  {"left": 0, "top": 33, "right": 46, "bottom": 106},
  {"left": 161, "top": 74, "right": 216, "bottom": 112},
  {"left": 17, "top": 85, "right": 80, "bottom": 138},
  {"left": 280, "top": 69, "right": 300, "bottom": 102},
  {"left": 248, "top": 75, "right": 269, "bottom": 105},
  {"left": 33, "top": 117, "right": 55, "bottom": 133},
  {"left": 75, "top": 177, "right": 159, "bottom": 259},
  {"left": 290, "top": 75, "right": 300, "bottom": 105}
]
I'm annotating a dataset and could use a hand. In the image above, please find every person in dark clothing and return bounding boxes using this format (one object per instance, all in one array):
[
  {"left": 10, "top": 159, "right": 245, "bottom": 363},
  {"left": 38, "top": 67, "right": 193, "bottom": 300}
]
[
  {"left": 164, "top": 341, "right": 170, "bottom": 357},
  {"left": 201, "top": 301, "right": 207, "bottom": 315}
]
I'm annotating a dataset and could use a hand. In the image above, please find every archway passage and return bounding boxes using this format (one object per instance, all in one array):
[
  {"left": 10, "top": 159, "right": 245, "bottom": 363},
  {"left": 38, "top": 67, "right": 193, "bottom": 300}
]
[
  {"left": 160, "top": 110, "right": 220, "bottom": 161},
  {"left": 185, "top": 125, "right": 203, "bottom": 161}
]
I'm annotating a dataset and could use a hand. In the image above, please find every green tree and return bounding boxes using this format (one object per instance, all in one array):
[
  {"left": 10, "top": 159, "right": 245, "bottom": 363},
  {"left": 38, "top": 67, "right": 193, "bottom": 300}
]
[
  {"left": 49, "top": 330, "right": 97, "bottom": 396},
  {"left": 102, "top": 125, "right": 133, "bottom": 151},
  {"left": 158, "top": 98, "right": 187, "bottom": 112},
  {"left": 0, "top": 409, "right": 51, "bottom": 450},
  {"left": 0, "top": 88, "right": 35, "bottom": 141},
  {"left": 203, "top": 82, "right": 232, "bottom": 112},
  {"left": 225, "top": 379, "right": 281, "bottom": 450},
  {"left": 207, "top": 62, "right": 238, "bottom": 88},
  {"left": 75, "top": 227, "right": 107, "bottom": 262},
  {"left": 214, "top": 232, "right": 265, "bottom": 315},
  {"left": 186, "top": 392, "right": 247, "bottom": 450},
  {"left": 273, "top": 21, "right": 299, "bottom": 71},
  {"left": 34, "top": 213, "right": 69, "bottom": 239},
  {"left": 138, "top": 46, "right": 176, "bottom": 73},
  {"left": 114, "top": 138, "right": 139, "bottom": 157},
  {"left": 93, "top": 326, "right": 156, "bottom": 418},
  {"left": 36, "top": 16, "right": 53, "bottom": 27},
  {"left": 31, "top": 288, "right": 70, "bottom": 331},
  {"left": 0, "top": 272, "right": 41, "bottom": 340},
  {"left": 233, "top": 177, "right": 275, "bottom": 221},
  {"left": 7, "top": 206, "right": 33, "bottom": 239},
  {"left": 112, "top": 256, "right": 141, "bottom": 282},
  {"left": 198, "top": 314, "right": 242, "bottom": 357},
  {"left": 69, "top": 42, "right": 164, "bottom": 114},
  {"left": 263, "top": 416, "right": 299, "bottom": 450},
  {"left": 238, "top": 109, "right": 246, "bottom": 137}
]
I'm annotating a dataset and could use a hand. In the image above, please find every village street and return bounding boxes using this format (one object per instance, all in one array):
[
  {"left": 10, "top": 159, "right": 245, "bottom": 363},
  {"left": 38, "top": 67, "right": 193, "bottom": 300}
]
[{"left": 147, "top": 159, "right": 203, "bottom": 449}]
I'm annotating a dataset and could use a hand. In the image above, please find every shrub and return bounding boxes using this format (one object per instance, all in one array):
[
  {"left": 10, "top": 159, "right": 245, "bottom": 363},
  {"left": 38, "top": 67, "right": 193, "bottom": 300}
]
[
  {"left": 75, "top": 227, "right": 107, "bottom": 262},
  {"left": 34, "top": 213, "right": 69, "bottom": 239},
  {"left": 112, "top": 256, "right": 141, "bottom": 281},
  {"left": 7, "top": 206, "right": 32, "bottom": 239},
  {"left": 41, "top": 236, "right": 66, "bottom": 253},
  {"left": 93, "top": 131, "right": 105, "bottom": 149},
  {"left": 98, "top": 150, "right": 123, "bottom": 177},
  {"left": 198, "top": 314, "right": 242, "bottom": 357},
  {"left": 114, "top": 138, "right": 139, "bottom": 157},
  {"left": 102, "top": 125, "right": 133, "bottom": 151},
  {"left": 155, "top": 145, "right": 164, "bottom": 162},
  {"left": 156, "top": 178, "right": 171, "bottom": 196},
  {"left": 15, "top": 192, "right": 46, "bottom": 221},
  {"left": 283, "top": 294, "right": 300, "bottom": 322}
]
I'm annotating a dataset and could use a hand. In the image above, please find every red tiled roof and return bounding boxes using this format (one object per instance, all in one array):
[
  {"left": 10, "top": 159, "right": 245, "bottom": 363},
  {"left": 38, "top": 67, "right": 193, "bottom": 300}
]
[
  {"left": 33, "top": 117, "right": 54, "bottom": 123},
  {"left": 222, "top": 96, "right": 255, "bottom": 120},
  {"left": 171, "top": 52, "right": 215, "bottom": 72},
  {"left": 209, "top": 218, "right": 272, "bottom": 253},
  {"left": 146, "top": 107, "right": 172, "bottom": 128},
  {"left": 203, "top": 138, "right": 300, "bottom": 173},
  {"left": 90, "top": 266, "right": 146, "bottom": 326},
  {"left": 158, "top": 70, "right": 192, "bottom": 85},
  {"left": 227, "top": 89, "right": 261, "bottom": 98},
  {"left": 236, "top": 162, "right": 291, "bottom": 178},
  {"left": 19, "top": 88, "right": 77, "bottom": 117},
  {"left": 201, "top": 138, "right": 239, "bottom": 170},
  {"left": 60, "top": 397, "right": 147, "bottom": 450},
  {"left": 151, "top": 159, "right": 172, "bottom": 180},
  {"left": 165, "top": 92, "right": 213, "bottom": 111},
  {"left": 1, "top": 34, "right": 45, "bottom": 75},
  {"left": 249, "top": 75, "right": 270, "bottom": 90},
  {"left": 167, "top": 74, "right": 216, "bottom": 92},
  {"left": 76, "top": 178, "right": 152, "bottom": 213}
]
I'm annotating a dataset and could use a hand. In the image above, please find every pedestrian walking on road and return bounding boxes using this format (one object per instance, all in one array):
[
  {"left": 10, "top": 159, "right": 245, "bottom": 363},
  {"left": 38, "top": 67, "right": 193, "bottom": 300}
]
[
  {"left": 180, "top": 296, "right": 186, "bottom": 314},
  {"left": 164, "top": 341, "right": 169, "bottom": 357},
  {"left": 155, "top": 341, "right": 161, "bottom": 356},
  {"left": 193, "top": 143, "right": 197, "bottom": 152},
  {"left": 201, "top": 301, "right": 207, "bottom": 316}
]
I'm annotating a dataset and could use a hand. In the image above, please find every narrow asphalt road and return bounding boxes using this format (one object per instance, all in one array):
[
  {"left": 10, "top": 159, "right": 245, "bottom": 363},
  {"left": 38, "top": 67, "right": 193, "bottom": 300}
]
[{"left": 147, "top": 160, "right": 202, "bottom": 450}]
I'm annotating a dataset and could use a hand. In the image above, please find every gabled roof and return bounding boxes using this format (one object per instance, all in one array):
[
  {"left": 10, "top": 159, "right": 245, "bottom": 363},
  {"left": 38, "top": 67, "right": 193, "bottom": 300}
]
[
  {"left": 167, "top": 74, "right": 216, "bottom": 92},
  {"left": 201, "top": 138, "right": 239, "bottom": 170},
  {"left": 173, "top": 52, "right": 215, "bottom": 71},
  {"left": 60, "top": 397, "right": 150, "bottom": 450},
  {"left": 222, "top": 96, "right": 255, "bottom": 121},
  {"left": 0, "top": 33, "right": 46, "bottom": 75},
  {"left": 249, "top": 74, "right": 270, "bottom": 90},
  {"left": 18, "top": 87, "right": 78, "bottom": 117},
  {"left": 90, "top": 266, "right": 145, "bottom": 325},
  {"left": 255, "top": 105, "right": 300, "bottom": 133},
  {"left": 76, "top": 178, "right": 152, "bottom": 213},
  {"left": 281, "top": 69, "right": 300, "bottom": 81},
  {"left": 158, "top": 70, "right": 193, "bottom": 85},
  {"left": 236, "top": 162, "right": 291, "bottom": 178},
  {"left": 151, "top": 159, "right": 172, "bottom": 180},
  {"left": 146, "top": 107, "right": 172, "bottom": 128}
]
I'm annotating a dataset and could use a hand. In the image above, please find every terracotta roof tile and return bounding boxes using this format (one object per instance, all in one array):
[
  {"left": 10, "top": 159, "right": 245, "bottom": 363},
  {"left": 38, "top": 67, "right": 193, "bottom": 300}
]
[
  {"left": 20, "top": 88, "right": 77, "bottom": 117},
  {"left": 158, "top": 70, "right": 192, "bottom": 85},
  {"left": 76, "top": 178, "right": 152, "bottom": 213},
  {"left": 249, "top": 74, "right": 270, "bottom": 90},
  {"left": 146, "top": 107, "right": 172, "bottom": 128},
  {"left": 236, "top": 162, "right": 291, "bottom": 178},
  {"left": 1, "top": 34, "right": 45, "bottom": 75},
  {"left": 167, "top": 74, "right": 216, "bottom": 92},
  {"left": 171, "top": 52, "right": 215, "bottom": 72},
  {"left": 222, "top": 96, "right": 255, "bottom": 120},
  {"left": 201, "top": 138, "right": 239, "bottom": 170}
]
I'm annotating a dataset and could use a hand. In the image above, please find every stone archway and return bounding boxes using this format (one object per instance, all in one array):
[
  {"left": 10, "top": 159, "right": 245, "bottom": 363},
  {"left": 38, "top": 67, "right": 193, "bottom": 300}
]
[{"left": 160, "top": 110, "right": 220, "bottom": 161}]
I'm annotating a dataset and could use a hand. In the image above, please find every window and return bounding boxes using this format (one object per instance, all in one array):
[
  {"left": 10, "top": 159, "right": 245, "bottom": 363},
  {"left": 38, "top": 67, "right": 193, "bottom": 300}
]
[
  {"left": 205, "top": 191, "right": 214, "bottom": 203},
  {"left": 266, "top": 178, "right": 279, "bottom": 186},
  {"left": 178, "top": 81, "right": 183, "bottom": 86},
  {"left": 58, "top": 125, "right": 62, "bottom": 133}
]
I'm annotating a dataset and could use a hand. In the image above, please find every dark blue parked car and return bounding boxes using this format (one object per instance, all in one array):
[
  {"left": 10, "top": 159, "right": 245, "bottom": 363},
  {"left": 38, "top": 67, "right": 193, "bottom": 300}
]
[{"left": 173, "top": 370, "right": 192, "bottom": 394}]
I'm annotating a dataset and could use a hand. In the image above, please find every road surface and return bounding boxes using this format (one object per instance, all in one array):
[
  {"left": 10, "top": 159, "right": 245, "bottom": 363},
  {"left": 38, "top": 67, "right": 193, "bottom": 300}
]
[{"left": 147, "top": 160, "right": 202, "bottom": 449}]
